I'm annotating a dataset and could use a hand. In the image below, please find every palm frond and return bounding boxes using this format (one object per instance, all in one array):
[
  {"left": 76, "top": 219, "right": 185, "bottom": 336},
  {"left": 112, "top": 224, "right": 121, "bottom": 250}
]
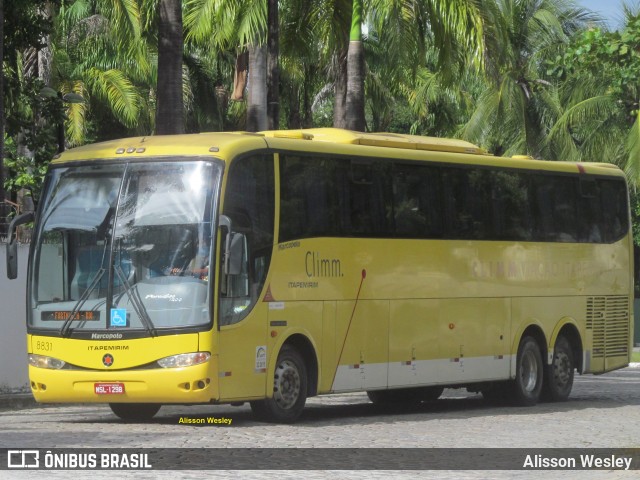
[{"left": 85, "top": 67, "right": 141, "bottom": 127}]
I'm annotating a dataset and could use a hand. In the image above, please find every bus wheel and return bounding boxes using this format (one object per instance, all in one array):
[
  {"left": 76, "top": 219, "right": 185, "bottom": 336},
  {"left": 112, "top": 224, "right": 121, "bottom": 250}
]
[
  {"left": 542, "top": 335, "right": 574, "bottom": 402},
  {"left": 510, "top": 336, "right": 543, "bottom": 406},
  {"left": 109, "top": 403, "right": 161, "bottom": 421},
  {"left": 250, "top": 345, "right": 307, "bottom": 423}
]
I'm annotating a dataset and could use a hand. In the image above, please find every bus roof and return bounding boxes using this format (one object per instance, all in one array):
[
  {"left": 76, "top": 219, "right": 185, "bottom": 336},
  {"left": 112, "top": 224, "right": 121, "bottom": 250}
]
[
  {"left": 260, "top": 128, "right": 487, "bottom": 155},
  {"left": 50, "top": 132, "right": 268, "bottom": 164},
  {"left": 51, "top": 128, "right": 625, "bottom": 178}
]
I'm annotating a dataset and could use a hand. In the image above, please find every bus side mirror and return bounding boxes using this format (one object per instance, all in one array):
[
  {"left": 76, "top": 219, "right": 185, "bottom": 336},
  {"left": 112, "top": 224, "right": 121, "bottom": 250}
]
[
  {"left": 226, "top": 232, "right": 246, "bottom": 276},
  {"left": 6, "top": 212, "right": 34, "bottom": 280},
  {"left": 219, "top": 215, "right": 246, "bottom": 276}
]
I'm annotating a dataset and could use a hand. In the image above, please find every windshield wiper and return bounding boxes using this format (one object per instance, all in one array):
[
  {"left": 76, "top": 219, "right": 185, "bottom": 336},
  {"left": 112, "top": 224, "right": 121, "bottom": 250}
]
[
  {"left": 113, "top": 263, "right": 157, "bottom": 337},
  {"left": 60, "top": 267, "right": 106, "bottom": 337},
  {"left": 59, "top": 223, "right": 113, "bottom": 337}
]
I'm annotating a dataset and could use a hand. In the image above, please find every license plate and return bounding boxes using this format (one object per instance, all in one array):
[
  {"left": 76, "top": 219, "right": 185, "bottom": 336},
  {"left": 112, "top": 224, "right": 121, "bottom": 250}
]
[{"left": 94, "top": 383, "right": 125, "bottom": 395}]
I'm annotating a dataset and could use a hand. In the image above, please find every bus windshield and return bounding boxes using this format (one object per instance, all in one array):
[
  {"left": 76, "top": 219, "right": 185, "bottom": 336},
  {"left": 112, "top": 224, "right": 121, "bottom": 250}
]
[{"left": 30, "top": 159, "right": 220, "bottom": 335}]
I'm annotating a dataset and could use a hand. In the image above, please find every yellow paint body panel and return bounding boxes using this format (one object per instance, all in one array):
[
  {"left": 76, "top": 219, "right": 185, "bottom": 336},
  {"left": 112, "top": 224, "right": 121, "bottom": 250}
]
[
  {"left": 28, "top": 333, "right": 218, "bottom": 403},
  {"left": 26, "top": 128, "right": 633, "bottom": 406}
]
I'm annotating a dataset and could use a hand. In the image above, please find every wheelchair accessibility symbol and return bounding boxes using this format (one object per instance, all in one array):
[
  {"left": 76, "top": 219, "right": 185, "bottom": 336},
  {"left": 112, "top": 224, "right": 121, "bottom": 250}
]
[{"left": 110, "top": 308, "right": 128, "bottom": 327}]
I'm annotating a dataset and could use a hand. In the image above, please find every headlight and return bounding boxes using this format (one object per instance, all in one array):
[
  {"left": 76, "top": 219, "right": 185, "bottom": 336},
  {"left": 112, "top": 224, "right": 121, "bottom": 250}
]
[
  {"left": 157, "top": 352, "right": 210, "bottom": 368},
  {"left": 29, "top": 354, "right": 66, "bottom": 370}
]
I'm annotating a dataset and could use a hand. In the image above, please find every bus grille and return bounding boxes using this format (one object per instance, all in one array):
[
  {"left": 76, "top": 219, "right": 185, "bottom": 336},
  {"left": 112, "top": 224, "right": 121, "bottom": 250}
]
[{"left": 586, "top": 296, "right": 629, "bottom": 358}]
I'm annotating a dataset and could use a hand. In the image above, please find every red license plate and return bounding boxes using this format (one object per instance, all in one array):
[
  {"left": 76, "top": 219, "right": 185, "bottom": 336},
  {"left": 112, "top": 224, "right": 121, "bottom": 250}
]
[{"left": 94, "top": 383, "right": 125, "bottom": 395}]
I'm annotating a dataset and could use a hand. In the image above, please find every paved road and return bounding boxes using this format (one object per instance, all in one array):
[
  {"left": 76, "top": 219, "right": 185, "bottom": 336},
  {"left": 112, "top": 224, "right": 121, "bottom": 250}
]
[{"left": 1, "top": 366, "right": 639, "bottom": 479}]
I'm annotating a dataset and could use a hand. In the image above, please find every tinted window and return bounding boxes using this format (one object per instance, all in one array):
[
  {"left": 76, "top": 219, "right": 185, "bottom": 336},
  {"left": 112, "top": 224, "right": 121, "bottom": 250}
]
[
  {"left": 444, "top": 168, "right": 493, "bottom": 240},
  {"left": 492, "top": 171, "right": 532, "bottom": 241},
  {"left": 531, "top": 175, "right": 579, "bottom": 242},
  {"left": 279, "top": 153, "right": 628, "bottom": 245},
  {"left": 600, "top": 179, "right": 628, "bottom": 242},
  {"left": 279, "top": 155, "right": 340, "bottom": 241},
  {"left": 393, "top": 164, "right": 444, "bottom": 238},
  {"left": 280, "top": 155, "right": 392, "bottom": 241}
]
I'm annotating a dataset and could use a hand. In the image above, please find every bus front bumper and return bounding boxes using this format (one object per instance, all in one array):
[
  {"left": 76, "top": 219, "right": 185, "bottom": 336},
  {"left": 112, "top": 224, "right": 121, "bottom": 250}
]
[{"left": 28, "top": 360, "right": 218, "bottom": 404}]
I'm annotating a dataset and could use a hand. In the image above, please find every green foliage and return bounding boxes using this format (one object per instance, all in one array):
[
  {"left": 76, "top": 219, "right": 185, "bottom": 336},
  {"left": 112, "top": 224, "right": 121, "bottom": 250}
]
[
  {"left": 544, "top": 13, "right": 640, "bottom": 180},
  {"left": 547, "top": 20, "right": 640, "bottom": 112},
  {"left": 3, "top": 143, "right": 49, "bottom": 204},
  {"left": 3, "top": 80, "right": 65, "bottom": 204}
]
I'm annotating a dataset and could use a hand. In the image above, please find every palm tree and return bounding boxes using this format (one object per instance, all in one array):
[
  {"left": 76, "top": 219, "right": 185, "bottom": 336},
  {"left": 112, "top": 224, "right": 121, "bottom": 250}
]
[
  {"left": 546, "top": 8, "right": 640, "bottom": 181},
  {"left": 52, "top": 0, "right": 148, "bottom": 145},
  {"left": 156, "top": 0, "right": 185, "bottom": 134},
  {"left": 345, "top": 0, "right": 365, "bottom": 131},
  {"left": 185, "top": 0, "right": 267, "bottom": 131},
  {"left": 247, "top": 43, "right": 268, "bottom": 131},
  {"left": 461, "top": 0, "right": 595, "bottom": 157},
  {"left": 278, "top": 0, "right": 320, "bottom": 128},
  {"left": 267, "top": 0, "right": 279, "bottom": 129},
  {"left": 337, "top": 0, "right": 487, "bottom": 132}
]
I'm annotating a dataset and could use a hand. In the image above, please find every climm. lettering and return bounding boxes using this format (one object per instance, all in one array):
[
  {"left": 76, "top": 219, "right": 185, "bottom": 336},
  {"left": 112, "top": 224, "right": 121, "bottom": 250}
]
[{"left": 305, "top": 251, "right": 343, "bottom": 278}]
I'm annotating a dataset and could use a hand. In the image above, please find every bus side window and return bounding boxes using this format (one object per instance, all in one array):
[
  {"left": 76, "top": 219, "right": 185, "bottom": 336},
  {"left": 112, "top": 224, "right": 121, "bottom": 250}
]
[
  {"left": 444, "top": 167, "right": 492, "bottom": 240},
  {"left": 531, "top": 175, "right": 578, "bottom": 242},
  {"left": 492, "top": 171, "right": 532, "bottom": 241},
  {"left": 393, "top": 163, "right": 443, "bottom": 238},
  {"left": 600, "top": 179, "right": 628, "bottom": 243}
]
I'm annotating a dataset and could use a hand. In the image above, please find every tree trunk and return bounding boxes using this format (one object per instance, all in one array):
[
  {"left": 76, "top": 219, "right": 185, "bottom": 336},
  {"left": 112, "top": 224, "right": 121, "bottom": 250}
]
[
  {"left": 287, "top": 84, "right": 301, "bottom": 129},
  {"left": 345, "top": 0, "right": 365, "bottom": 132},
  {"left": 38, "top": 2, "right": 53, "bottom": 86},
  {"left": 156, "top": 0, "right": 184, "bottom": 135},
  {"left": 267, "top": 0, "right": 279, "bottom": 130},
  {"left": 246, "top": 44, "right": 268, "bottom": 132},
  {"left": 231, "top": 51, "right": 248, "bottom": 101},
  {"left": 333, "top": 50, "right": 348, "bottom": 129}
]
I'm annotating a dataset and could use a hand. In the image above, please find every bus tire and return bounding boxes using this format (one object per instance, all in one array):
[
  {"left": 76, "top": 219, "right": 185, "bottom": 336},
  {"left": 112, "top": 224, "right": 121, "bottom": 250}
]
[
  {"left": 542, "top": 335, "right": 574, "bottom": 402},
  {"left": 250, "top": 345, "right": 307, "bottom": 423},
  {"left": 109, "top": 403, "right": 161, "bottom": 421},
  {"left": 510, "top": 336, "right": 543, "bottom": 406}
]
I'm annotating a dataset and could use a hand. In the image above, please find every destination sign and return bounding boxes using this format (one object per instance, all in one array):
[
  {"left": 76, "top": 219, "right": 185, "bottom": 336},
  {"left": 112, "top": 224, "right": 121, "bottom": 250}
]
[{"left": 41, "top": 311, "right": 101, "bottom": 321}]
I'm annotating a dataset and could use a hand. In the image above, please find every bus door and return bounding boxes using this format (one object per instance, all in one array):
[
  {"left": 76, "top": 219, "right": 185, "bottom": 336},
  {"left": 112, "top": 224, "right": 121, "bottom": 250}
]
[{"left": 216, "top": 155, "right": 275, "bottom": 401}]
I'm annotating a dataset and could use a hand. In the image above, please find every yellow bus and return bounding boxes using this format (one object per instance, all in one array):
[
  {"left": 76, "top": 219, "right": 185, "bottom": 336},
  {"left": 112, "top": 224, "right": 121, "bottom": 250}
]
[{"left": 6, "top": 128, "right": 633, "bottom": 423}]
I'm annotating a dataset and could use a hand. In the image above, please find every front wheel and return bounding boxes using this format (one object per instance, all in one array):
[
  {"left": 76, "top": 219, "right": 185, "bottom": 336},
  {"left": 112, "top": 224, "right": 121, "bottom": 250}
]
[
  {"left": 542, "top": 335, "right": 574, "bottom": 402},
  {"left": 109, "top": 403, "right": 161, "bottom": 421},
  {"left": 250, "top": 345, "right": 307, "bottom": 423},
  {"left": 510, "top": 336, "right": 543, "bottom": 406}
]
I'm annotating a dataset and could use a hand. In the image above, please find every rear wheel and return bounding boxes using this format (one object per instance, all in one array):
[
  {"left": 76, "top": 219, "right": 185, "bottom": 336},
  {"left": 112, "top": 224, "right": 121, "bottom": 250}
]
[
  {"left": 542, "top": 335, "right": 574, "bottom": 402},
  {"left": 109, "top": 403, "right": 161, "bottom": 421},
  {"left": 250, "top": 345, "right": 307, "bottom": 423},
  {"left": 510, "top": 336, "right": 543, "bottom": 406}
]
